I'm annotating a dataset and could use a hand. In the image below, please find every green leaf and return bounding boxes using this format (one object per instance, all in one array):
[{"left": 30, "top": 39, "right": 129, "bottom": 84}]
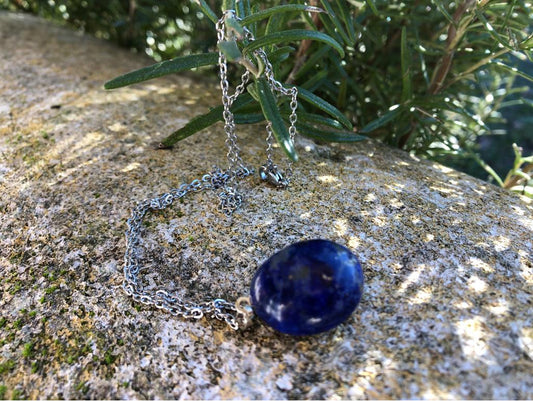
[
  {"left": 400, "top": 27, "right": 412, "bottom": 102},
  {"left": 266, "top": 11, "right": 284, "bottom": 37},
  {"left": 466, "top": 151, "right": 505, "bottom": 187},
  {"left": 414, "top": 29, "right": 430, "bottom": 85},
  {"left": 247, "top": 83, "right": 260, "bottom": 101},
  {"left": 519, "top": 33, "right": 533, "bottom": 50},
  {"left": 365, "top": 0, "right": 379, "bottom": 16},
  {"left": 510, "top": 185, "right": 533, "bottom": 198},
  {"left": 240, "top": 5, "right": 324, "bottom": 26},
  {"left": 297, "top": 122, "right": 367, "bottom": 143},
  {"left": 230, "top": 99, "right": 263, "bottom": 115},
  {"left": 491, "top": 60, "right": 533, "bottom": 83},
  {"left": 235, "top": 0, "right": 246, "bottom": 19},
  {"left": 413, "top": 98, "right": 490, "bottom": 131},
  {"left": 432, "top": 0, "right": 455, "bottom": 25},
  {"left": 265, "top": 11, "right": 286, "bottom": 54},
  {"left": 296, "top": 86, "right": 353, "bottom": 129},
  {"left": 520, "top": 97, "right": 533, "bottom": 108},
  {"left": 234, "top": 113, "right": 265, "bottom": 124},
  {"left": 302, "top": 9, "right": 319, "bottom": 30},
  {"left": 512, "top": 170, "right": 532, "bottom": 181},
  {"left": 256, "top": 78, "right": 297, "bottom": 161},
  {"left": 293, "top": 45, "right": 331, "bottom": 80},
  {"left": 319, "top": 0, "right": 352, "bottom": 46},
  {"left": 160, "top": 94, "right": 254, "bottom": 148},
  {"left": 225, "top": 16, "right": 245, "bottom": 39},
  {"left": 247, "top": 1, "right": 258, "bottom": 36},
  {"left": 360, "top": 105, "right": 403, "bottom": 133},
  {"left": 301, "top": 69, "right": 328, "bottom": 91},
  {"left": 474, "top": 10, "right": 514, "bottom": 51},
  {"left": 295, "top": 112, "right": 345, "bottom": 130},
  {"left": 190, "top": 0, "right": 218, "bottom": 24},
  {"left": 218, "top": 40, "right": 242, "bottom": 61},
  {"left": 337, "top": 78, "right": 348, "bottom": 111},
  {"left": 318, "top": 12, "right": 345, "bottom": 45},
  {"left": 222, "top": 0, "right": 235, "bottom": 13},
  {"left": 104, "top": 53, "right": 219, "bottom": 89},
  {"left": 243, "top": 0, "right": 252, "bottom": 17},
  {"left": 160, "top": 107, "right": 221, "bottom": 148},
  {"left": 335, "top": 0, "right": 356, "bottom": 44},
  {"left": 268, "top": 46, "right": 295, "bottom": 65},
  {"left": 501, "top": 0, "right": 517, "bottom": 28},
  {"left": 243, "top": 30, "right": 345, "bottom": 58}
]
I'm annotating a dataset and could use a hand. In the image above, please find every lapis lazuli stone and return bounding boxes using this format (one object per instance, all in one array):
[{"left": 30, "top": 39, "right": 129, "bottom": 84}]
[{"left": 250, "top": 239, "right": 364, "bottom": 335}]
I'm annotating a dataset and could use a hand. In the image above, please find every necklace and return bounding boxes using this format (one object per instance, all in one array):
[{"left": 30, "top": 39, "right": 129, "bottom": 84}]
[{"left": 122, "top": 11, "right": 364, "bottom": 336}]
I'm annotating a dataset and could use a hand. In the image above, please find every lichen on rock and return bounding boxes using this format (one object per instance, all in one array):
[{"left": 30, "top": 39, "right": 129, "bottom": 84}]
[{"left": 0, "top": 11, "right": 532, "bottom": 400}]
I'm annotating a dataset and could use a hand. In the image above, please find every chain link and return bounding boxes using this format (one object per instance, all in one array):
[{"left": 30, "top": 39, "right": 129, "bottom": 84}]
[
  {"left": 253, "top": 35, "right": 299, "bottom": 182},
  {"left": 217, "top": 12, "right": 249, "bottom": 175},
  {"left": 123, "top": 10, "right": 298, "bottom": 329},
  {"left": 218, "top": 10, "right": 299, "bottom": 188},
  {"left": 123, "top": 169, "right": 254, "bottom": 330}
]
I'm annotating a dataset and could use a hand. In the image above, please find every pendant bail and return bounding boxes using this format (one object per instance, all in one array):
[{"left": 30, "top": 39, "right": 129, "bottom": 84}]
[{"left": 235, "top": 296, "right": 254, "bottom": 329}]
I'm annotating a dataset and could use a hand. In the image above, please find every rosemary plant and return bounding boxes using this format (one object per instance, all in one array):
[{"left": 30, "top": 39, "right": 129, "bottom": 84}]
[{"left": 6, "top": 0, "right": 531, "bottom": 195}]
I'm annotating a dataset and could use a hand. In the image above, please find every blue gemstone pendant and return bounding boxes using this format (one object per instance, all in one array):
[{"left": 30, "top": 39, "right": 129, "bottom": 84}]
[{"left": 250, "top": 239, "right": 364, "bottom": 335}]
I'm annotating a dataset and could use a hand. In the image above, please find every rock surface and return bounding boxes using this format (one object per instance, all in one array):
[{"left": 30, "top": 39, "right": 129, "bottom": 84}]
[{"left": 0, "top": 12, "right": 532, "bottom": 400}]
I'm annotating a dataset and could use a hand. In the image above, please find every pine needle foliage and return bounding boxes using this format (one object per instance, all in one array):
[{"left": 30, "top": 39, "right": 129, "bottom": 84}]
[{"left": 5, "top": 0, "right": 532, "bottom": 194}]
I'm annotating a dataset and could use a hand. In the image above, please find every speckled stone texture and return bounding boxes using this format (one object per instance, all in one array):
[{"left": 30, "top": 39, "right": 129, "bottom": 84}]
[{"left": 0, "top": 12, "right": 532, "bottom": 400}]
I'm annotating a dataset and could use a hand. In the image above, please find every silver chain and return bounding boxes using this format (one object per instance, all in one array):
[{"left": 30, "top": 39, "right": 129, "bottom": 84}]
[
  {"left": 122, "top": 10, "right": 299, "bottom": 330},
  {"left": 217, "top": 14, "right": 250, "bottom": 174},
  {"left": 218, "top": 10, "right": 299, "bottom": 188},
  {"left": 123, "top": 169, "right": 254, "bottom": 330}
]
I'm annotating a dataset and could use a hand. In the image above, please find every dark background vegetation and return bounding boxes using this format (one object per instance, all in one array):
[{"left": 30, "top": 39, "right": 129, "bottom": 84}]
[{"left": 2, "top": 0, "right": 532, "bottom": 190}]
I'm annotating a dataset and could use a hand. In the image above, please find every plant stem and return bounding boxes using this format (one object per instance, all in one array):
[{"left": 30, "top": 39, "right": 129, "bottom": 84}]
[
  {"left": 127, "top": 0, "right": 137, "bottom": 45},
  {"left": 445, "top": 48, "right": 509, "bottom": 88},
  {"left": 222, "top": 0, "right": 235, "bottom": 13},
  {"left": 286, "top": 0, "right": 322, "bottom": 84},
  {"left": 469, "top": 152, "right": 504, "bottom": 187},
  {"left": 503, "top": 163, "right": 533, "bottom": 189},
  {"left": 428, "top": 0, "right": 476, "bottom": 95}
]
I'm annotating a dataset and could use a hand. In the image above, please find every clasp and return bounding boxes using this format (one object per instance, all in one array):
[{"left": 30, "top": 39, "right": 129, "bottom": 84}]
[{"left": 259, "top": 164, "right": 289, "bottom": 188}]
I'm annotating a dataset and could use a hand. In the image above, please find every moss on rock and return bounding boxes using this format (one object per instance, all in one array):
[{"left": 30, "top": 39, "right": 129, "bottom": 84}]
[{"left": 0, "top": 10, "right": 532, "bottom": 400}]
